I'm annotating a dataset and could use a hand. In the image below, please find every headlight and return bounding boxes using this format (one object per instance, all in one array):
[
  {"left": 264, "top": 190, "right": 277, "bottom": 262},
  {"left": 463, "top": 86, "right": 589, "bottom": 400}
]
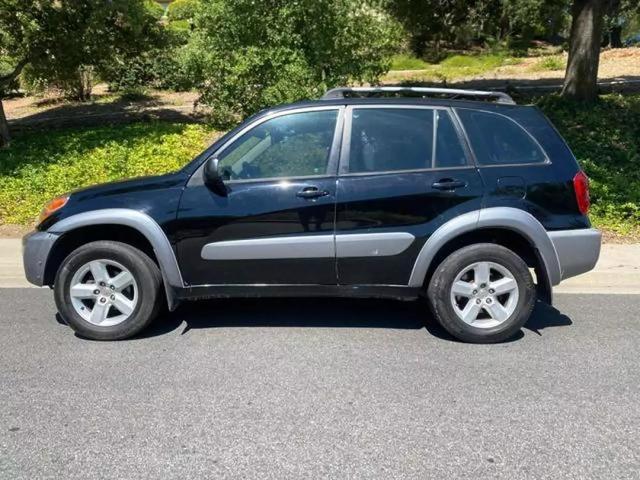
[{"left": 38, "top": 195, "right": 69, "bottom": 224}]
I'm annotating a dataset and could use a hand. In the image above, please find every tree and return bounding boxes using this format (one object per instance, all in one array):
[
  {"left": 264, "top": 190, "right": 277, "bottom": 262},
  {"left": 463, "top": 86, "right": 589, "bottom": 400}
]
[
  {"left": 561, "top": 0, "right": 606, "bottom": 101},
  {"left": 182, "top": 0, "right": 401, "bottom": 126},
  {"left": 0, "top": 0, "right": 163, "bottom": 147}
]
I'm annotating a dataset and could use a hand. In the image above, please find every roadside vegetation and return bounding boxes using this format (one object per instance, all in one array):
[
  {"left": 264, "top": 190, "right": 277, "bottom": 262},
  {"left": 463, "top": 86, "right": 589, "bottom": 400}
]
[
  {"left": 0, "top": 123, "right": 216, "bottom": 224},
  {"left": 386, "top": 51, "right": 523, "bottom": 82}
]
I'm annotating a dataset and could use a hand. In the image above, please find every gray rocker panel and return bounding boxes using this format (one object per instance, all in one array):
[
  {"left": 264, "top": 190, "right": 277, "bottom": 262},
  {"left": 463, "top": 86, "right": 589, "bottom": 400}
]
[
  {"left": 49, "top": 209, "right": 184, "bottom": 308},
  {"left": 408, "top": 207, "right": 562, "bottom": 288}
]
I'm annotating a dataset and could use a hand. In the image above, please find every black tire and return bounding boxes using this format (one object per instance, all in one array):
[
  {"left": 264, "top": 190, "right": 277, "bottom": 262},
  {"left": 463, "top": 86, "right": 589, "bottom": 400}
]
[
  {"left": 54, "top": 240, "right": 163, "bottom": 340},
  {"left": 427, "top": 243, "right": 535, "bottom": 344}
]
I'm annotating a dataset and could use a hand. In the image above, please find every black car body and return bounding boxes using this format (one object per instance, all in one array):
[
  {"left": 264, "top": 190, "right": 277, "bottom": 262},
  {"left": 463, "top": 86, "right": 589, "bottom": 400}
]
[{"left": 23, "top": 87, "right": 601, "bottom": 342}]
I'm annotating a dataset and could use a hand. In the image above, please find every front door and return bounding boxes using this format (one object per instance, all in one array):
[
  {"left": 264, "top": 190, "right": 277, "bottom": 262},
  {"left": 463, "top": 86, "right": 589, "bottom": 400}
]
[
  {"left": 176, "top": 107, "right": 343, "bottom": 286},
  {"left": 335, "top": 106, "right": 484, "bottom": 285}
]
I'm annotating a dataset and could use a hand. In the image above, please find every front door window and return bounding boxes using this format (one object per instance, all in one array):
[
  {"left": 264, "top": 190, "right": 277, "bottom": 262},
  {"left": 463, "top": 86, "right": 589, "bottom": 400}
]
[{"left": 218, "top": 110, "right": 339, "bottom": 181}]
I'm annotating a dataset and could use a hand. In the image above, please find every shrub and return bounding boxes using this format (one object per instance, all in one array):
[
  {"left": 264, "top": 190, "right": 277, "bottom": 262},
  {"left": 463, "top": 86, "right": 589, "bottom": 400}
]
[
  {"left": 168, "top": 0, "right": 200, "bottom": 21},
  {"left": 144, "top": 0, "right": 166, "bottom": 19},
  {"left": 182, "top": 0, "right": 401, "bottom": 127}
]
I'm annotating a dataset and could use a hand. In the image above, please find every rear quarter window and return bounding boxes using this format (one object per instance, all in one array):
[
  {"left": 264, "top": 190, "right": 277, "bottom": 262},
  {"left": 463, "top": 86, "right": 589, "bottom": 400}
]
[{"left": 456, "top": 108, "right": 548, "bottom": 166}]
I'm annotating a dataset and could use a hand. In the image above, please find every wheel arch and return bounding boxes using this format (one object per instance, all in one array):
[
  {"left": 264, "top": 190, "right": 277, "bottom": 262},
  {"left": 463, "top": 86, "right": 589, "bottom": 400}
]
[
  {"left": 409, "top": 207, "right": 561, "bottom": 303},
  {"left": 45, "top": 209, "right": 183, "bottom": 310}
]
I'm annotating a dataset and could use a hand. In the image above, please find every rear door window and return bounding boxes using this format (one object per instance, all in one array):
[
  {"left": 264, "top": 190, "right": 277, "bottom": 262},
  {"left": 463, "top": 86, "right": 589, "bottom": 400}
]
[
  {"left": 346, "top": 108, "right": 469, "bottom": 173},
  {"left": 456, "top": 109, "right": 547, "bottom": 166}
]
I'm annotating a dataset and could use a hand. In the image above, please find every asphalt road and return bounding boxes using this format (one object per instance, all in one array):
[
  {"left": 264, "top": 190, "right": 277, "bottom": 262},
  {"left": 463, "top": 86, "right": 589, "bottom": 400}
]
[{"left": 0, "top": 289, "right": 638, "bottom": 480}]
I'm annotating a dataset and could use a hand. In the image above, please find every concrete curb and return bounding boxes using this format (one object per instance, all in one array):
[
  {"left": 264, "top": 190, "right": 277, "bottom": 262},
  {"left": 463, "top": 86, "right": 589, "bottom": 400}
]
[{"left": 2, "top": 238, "right": 639, "bottom": 293}]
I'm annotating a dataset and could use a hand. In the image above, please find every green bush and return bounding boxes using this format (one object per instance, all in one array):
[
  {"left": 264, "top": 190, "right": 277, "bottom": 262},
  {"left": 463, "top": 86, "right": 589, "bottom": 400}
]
[
  {"left": 183, "top": 0, "right": 401, "bottom": 127},
  {"left": 144, "top": 0, "right": 166, "bottom": 19},
  {"left": 103, "top": 26, "right": 192, "bottom": 92},
  {"left": 0, "top": 123, "right": 216, "bottom": 225},
  {"left": 537, "top": 94, "right": 640, "bottom": 235},
  {"left": 167, "top": 0, "right": 200, "bottom": 21}
]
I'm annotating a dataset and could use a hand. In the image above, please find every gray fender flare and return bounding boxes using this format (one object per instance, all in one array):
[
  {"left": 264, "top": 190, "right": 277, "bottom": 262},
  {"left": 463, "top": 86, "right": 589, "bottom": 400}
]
[
  {"left": 408, "top": 207, "right": 561, "bottom": 288},
  {"left": 49, "top": 209, "right": 184, "bottom": 310}
]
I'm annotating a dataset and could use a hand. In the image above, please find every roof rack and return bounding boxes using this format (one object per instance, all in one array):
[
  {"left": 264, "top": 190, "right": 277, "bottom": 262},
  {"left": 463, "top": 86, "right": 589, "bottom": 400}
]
[{"left": 321, "top": 86, "right": 515, "bottom": 105}]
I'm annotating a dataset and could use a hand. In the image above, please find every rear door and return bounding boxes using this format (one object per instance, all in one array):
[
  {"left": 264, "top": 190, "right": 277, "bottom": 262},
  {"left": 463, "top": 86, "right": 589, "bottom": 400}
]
[
  {"left": 176, "top": 106, "right": 343, "bottom": 286},
  {"left": 335, "top": 105, "right": 484, "bottom": 285}
]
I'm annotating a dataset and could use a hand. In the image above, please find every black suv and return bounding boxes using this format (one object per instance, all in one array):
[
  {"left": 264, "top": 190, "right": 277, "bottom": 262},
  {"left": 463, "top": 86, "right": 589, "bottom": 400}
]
[{"left": 23, "top": 87, "right": 601, "bottom": 343}]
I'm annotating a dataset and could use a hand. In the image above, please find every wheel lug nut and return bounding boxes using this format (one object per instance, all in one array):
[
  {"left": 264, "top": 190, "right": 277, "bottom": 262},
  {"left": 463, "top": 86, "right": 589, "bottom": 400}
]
[
  {"left": 99, "top": 282, "right": 106, "bottom": 287},
  {"left": 476, "top": 299, "right": 481, "bottom": 304},
  {"left": 93, "top": 289, "right": 100, "bottom": 295},
  {"left": 99, "top": 297, "right": 107, "bottom": 303},
  {"left": 110, "top": 285, "right": 115, "bottom": 290},
  {"left": 110, "top": 295, "right": 115, "bottom": 300},
  {"left": 472, "top": 290, "right": 478, "bottom": 295},
  {"left": 480, "top": 283, "right": 486, "bottom": 288},
  {"left": 489, "top": 289, "right": 495, "bottom": 294},
  {"left": 486, "top": 298, "right": 492, "bottom": 303}
]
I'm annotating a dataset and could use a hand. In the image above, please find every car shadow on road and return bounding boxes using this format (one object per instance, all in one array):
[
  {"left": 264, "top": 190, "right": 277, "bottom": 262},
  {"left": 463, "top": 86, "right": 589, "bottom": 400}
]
[{"left": 134, "top": 297, "right": 573, "bottom": 343}]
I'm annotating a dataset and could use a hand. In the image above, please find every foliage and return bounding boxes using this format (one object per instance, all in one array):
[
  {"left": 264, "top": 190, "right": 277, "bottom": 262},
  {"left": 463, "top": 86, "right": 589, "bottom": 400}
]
[
  {"left": 182, "top": 0, "right": 401, "bottom": 126},
  {"left": 0, "top": 56, "right": 19, "bottom": 93},
  {"left": 168, "top": 0, "right": 201, "bottom": 21},
  {"left": 0, "top": 0, "right": 166, "bottom": 101},
  {"left": 383, "top": 0, "right": 570, "bottom": 56},
  {"left": 102, "top": 27, "right": 192, "bottom": 93},
  {"left": 538, "top": 93, "right": 640, "bottom": 235},
  {"left": 145, "top": 0, "right": 166, "bottom": 19},
  {"left": 0, "top": 123, "right": 216, "bottom": 225}
]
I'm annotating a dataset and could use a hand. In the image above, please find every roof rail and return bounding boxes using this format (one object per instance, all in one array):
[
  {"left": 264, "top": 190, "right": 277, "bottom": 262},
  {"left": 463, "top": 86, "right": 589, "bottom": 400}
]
[{"left": 321, "top": 86, "right": 515, "bottom": 105}]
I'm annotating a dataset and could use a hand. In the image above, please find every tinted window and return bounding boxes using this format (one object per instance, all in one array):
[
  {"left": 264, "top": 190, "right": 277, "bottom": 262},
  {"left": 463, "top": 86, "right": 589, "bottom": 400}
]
[
  {"left": 457, "top": 109, "right": 547, "bottom": 165},
  {"left": 348, "top": 108, "right": 434, "bottom": 173},
  {"left": 434, "top": 110, "right": 468, "bottom": 168},
  {"left": 218, "top": 110, "right": 338, "bottom": 181}
]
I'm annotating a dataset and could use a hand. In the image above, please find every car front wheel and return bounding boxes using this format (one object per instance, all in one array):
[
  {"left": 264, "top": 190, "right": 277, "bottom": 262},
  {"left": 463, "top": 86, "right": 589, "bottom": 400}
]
[
  {"left": 54, "top": 241, "right": 163, "bottom": 340},
  {"left": 427, "top": 243, "right": 535, "bottom": 343}
]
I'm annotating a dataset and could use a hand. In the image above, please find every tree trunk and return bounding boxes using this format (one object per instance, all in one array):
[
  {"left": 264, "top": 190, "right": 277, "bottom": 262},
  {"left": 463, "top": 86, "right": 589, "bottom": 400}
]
[
  {"left": 610, "top": 25, "right": 623, "bottom": 48},
  {"left": 0, "top": 99, "right": 10, "bottom": 148},
  {"left": 561, "top": 0, "right": 606, "bottom": 102}
]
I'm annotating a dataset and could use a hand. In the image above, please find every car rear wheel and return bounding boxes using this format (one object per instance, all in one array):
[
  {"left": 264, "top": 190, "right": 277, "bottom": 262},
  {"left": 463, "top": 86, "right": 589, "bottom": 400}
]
[
  {"left": 54, "top": 241, "right": 163, "bottom": 340},
  {"left": 427, "top": 243, "right": 535, "bottom": 343}
]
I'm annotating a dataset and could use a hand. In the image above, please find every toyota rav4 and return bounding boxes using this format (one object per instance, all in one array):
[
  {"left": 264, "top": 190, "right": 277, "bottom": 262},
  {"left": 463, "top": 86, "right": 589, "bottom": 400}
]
[{"left": 22, "top": 86, "right": 601, "bottom": 343}]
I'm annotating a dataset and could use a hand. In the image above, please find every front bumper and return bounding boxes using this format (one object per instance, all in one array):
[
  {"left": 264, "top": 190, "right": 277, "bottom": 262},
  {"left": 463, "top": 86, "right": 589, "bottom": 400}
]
[
  {"left": 548, "top": 228, "right": 602, "bottom": 282},
  {"left": 22, "top": 231, "right": 60, "bottom": 286}
]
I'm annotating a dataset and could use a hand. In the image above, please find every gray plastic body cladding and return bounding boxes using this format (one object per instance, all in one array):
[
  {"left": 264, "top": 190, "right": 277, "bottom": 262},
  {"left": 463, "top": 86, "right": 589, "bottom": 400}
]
[
  {"left": 200, "top": 232, "right": 415, "bottom": 260},
  {"left": 408, "top": 207, "right": 563, "bottom": 288},
  {"left": 48, "top": 209, "right": 183, "bottom": 309},
  {"left": 201, "top": 235, "right": 334, "bottom": 260},
  {"left": 548, "top": 228, "right": 601, "bottom": 280},
  {"left": 22, "top": 231, "right": 61, "bottom": 286}
]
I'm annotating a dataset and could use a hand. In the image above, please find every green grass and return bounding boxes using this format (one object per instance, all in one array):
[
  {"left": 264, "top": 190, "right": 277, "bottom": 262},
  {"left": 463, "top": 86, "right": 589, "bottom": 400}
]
[
  {"left": 385, "top": 52, "right": 522, "bottom": 83},
  {"left": 537, "top": 93, "right": 640, "bottom": 237},
  {"left": 0, "top": 122, "right": 217, "bottom": 225},
  {"left": 530, "top": 55, "right": 565, "bottom": 72},
  {"left": 390, "top": 54, "right": 430, "bottom": 70}
]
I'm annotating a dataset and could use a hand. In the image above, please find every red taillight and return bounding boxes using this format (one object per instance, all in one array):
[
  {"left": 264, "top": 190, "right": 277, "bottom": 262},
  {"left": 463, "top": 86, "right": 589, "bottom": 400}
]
[{"left": 573, "top": 171, "right": 590, "bottom": 216}]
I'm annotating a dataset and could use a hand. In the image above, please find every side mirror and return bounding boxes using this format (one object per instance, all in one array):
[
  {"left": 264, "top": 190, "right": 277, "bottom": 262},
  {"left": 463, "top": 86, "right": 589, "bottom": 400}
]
[{"left": 203, "top": 157, "right": 227, "bottom": 196}]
